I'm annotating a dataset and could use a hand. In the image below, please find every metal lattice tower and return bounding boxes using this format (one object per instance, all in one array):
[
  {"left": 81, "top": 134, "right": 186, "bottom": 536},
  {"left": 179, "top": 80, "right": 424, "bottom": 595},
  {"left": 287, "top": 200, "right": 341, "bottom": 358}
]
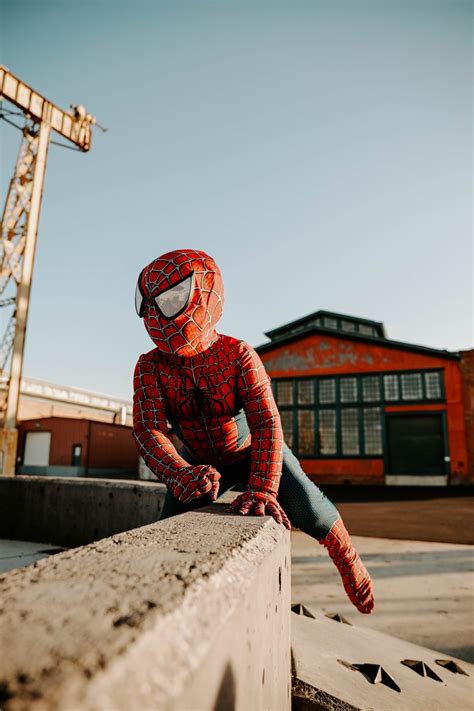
[{"left": 0, "top": 66, "right": 95, "bottom": 475}]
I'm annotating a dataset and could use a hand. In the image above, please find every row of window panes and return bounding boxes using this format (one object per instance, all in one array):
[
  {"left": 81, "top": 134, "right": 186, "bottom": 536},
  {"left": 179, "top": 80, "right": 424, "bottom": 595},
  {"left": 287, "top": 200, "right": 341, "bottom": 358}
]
[
  {"left": 289, "top": 317, "right": 379, "bottom": 337},
  {"left": 280, "top": 407, "right": 383, "bottom": 456},
  {"left": 275, "top": 370, "right": 443, "bottom": 406}
]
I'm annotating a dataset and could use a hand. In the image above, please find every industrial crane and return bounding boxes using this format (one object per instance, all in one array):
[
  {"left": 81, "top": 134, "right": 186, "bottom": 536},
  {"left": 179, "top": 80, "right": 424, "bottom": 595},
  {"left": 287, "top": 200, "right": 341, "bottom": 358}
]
[{"left": 0, "top": 66, "right": 96, "bottom": 475}]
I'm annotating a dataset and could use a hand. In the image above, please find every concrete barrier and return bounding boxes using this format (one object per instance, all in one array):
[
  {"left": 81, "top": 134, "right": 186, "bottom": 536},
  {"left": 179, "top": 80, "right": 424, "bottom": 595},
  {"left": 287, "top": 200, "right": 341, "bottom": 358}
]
[
  {"left": 0, "top": 500, "right": 291, "bottom": 710},
  {"left": 0, "top": 476, "right": 167, "bottom": 547}
]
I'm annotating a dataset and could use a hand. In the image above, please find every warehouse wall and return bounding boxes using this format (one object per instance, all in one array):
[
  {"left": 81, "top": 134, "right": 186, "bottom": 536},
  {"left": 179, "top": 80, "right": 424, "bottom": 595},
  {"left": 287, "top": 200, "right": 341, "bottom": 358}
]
[
  {"left": 17, "top": 417, "right": 139, "bottom": 478},
  {"left": 259, "top": 333, "right": 459, "bottom": 377},
  {"left": 460, "top": 349, "right": 474, "bottom": 483},
  {"left": 88, "top": 421, "right": 138, "bottom": 471},
  {"left": 259, "top": 332, "right": 468, "bottom": 484},
  {"left": 17, "top": 418, "right": 89, "bottom": 475}
]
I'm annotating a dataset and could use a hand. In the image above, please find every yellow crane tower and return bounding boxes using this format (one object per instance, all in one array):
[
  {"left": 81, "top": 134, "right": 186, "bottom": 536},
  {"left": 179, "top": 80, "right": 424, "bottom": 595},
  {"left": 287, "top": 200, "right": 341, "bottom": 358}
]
[{"left": 0, "top": 66, "right": 96, "bottom": 476}]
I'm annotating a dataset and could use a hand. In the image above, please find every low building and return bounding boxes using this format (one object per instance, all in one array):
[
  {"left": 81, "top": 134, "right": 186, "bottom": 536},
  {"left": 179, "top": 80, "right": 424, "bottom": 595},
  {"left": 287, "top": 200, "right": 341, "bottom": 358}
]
[
  {"left": 256, "top": 310, "right": 472, "bottom": 486},
  {"left": 17, "top": 417, "right": 138, "bottom": 479},
  {"left": 0, "top": 376, "right": 132, "bottom": 426}
]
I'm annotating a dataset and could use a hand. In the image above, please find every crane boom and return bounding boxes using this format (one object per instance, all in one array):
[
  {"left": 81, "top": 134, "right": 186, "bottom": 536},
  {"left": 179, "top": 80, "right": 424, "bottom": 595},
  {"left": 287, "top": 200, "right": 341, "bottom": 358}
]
[{"left": 0, "top": 65, "right": 94, "bottom": 150}]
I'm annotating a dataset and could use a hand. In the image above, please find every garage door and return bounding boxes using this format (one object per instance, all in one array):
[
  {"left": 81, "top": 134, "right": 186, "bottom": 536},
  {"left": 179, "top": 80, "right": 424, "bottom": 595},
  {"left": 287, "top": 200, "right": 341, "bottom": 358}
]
[
  {"left": 386, "top": 414, "right": 445, "bottom": 476},
  {"left": 23, "top": 431, "right": 51, "bottom": 466}
]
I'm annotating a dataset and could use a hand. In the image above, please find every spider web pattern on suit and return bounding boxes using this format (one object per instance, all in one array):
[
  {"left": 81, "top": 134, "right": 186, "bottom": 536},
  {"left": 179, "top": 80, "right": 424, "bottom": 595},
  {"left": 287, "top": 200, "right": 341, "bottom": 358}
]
[{"left": 133, "top": 335, "right": 284, "bottom": 497}]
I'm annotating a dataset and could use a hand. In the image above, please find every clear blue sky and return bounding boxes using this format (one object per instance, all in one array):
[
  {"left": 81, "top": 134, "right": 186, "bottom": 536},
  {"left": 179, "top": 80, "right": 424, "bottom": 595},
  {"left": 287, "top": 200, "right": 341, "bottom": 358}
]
[{"left": 1, "top": 0, "right": 472, "bottom": 400}]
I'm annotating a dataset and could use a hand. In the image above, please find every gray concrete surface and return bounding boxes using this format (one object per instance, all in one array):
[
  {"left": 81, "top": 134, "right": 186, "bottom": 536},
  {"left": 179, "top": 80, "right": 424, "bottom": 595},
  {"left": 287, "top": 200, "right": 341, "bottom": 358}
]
[
  {"left": 0, "top": 540, "right": 65, "bottom": 573},
  {"left": 291, "top": 531, "right": 474, "bottom": 663},
  {"left": 291, "top": 608, "right": 474, "bottom": 711},
  {"left": 0, "top": 499, "right": 291, "bottom": 711},
  {"left": 0, "top": 476, "right": 167, "bottom": 547}
]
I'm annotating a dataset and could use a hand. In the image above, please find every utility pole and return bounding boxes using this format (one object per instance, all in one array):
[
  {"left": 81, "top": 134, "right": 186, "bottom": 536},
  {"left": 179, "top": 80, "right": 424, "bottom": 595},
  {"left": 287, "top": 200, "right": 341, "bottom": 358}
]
[{"left": 0, "top": 66, "right": 95, "bottom": 475}]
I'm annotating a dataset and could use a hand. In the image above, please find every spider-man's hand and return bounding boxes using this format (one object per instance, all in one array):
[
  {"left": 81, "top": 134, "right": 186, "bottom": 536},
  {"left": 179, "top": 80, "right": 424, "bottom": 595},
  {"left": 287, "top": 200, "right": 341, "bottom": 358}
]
[
  {"left": 168, "top": 465, "right": 221, "bottom": 503},
  {"left": 226, "top": 491, "right": 291, "bottom": 530}
]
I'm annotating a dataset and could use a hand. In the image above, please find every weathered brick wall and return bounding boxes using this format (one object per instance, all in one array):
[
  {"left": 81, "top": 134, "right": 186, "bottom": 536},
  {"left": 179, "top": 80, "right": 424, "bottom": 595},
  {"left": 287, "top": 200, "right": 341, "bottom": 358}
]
[
  {"left": 459, "top": 349, "right": 474, "bottom": 483},
  {"left": 260, "top": 332, "right": 467, "bottom": 484}
]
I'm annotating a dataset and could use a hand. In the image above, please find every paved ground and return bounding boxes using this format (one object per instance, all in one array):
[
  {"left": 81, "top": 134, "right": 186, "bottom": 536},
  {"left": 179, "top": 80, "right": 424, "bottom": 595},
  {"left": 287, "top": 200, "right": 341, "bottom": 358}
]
[
  {"left": 0, "top": 539, "right": 64, "bottom": 573},
  {"left": 333, "top": 497, "right": 474, "bottom": 544},
  {"left": 291, "top": 531, "right": 474, "bottom": 663}
]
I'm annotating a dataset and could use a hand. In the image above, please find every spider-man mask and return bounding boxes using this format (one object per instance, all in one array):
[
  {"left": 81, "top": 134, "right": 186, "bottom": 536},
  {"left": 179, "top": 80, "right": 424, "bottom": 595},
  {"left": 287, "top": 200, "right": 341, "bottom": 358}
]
[{"left": 135, "top": 249, "right": 224, "bottom": 357}]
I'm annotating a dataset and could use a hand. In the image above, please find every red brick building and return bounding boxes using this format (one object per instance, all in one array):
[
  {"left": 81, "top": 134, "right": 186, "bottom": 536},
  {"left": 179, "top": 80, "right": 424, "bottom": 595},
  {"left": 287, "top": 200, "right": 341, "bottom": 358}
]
[
  {"left": 16, "top": 417, "right": 138, "bottom": 478},
  {"left": 460, "top": 349, "right": 474, "bottom": 484},
  {"left": 257, "top": 310, "right": 472, "bottom": 486}
]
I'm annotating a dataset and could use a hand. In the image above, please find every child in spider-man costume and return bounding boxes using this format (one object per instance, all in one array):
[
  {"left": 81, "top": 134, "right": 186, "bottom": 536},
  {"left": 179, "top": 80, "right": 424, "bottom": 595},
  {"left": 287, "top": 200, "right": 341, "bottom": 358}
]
[{"left": 133, "top": 249, "right": 374, "bottom": 614}]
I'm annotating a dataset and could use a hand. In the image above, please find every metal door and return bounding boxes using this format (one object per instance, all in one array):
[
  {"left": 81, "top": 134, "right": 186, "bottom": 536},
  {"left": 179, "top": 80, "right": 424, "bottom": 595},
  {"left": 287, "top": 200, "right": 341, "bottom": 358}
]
[{"left": 386, "top": 413, "right": 445, "bottom": 475}]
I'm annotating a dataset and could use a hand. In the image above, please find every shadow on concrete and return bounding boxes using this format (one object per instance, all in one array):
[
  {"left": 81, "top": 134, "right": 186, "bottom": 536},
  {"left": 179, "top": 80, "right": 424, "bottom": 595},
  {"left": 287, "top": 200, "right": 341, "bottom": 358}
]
[
  {"left": 441, "top": 646, "right": 474, "bottom": 664},
  {"left": 323, "top": 486, "right": 474, "bottom": 503},
  {"left": 292, "top": 548, "right": 474, "bottom": 579},
  {"left": 333, "top": 497, "right": 474, "bottom": 544},
  {"left": 213, "top": 661, "right": 236, "bottom": 711}
]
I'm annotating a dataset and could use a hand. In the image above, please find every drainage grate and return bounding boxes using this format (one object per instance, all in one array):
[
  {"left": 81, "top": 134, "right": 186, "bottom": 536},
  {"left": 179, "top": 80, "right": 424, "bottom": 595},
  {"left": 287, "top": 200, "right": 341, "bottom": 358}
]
[
  {"left": 435, "top": 659, "right": 469, "bottom": 676},
  {"left": 401, "top": 659, "right": 442, "bottom": 682}
]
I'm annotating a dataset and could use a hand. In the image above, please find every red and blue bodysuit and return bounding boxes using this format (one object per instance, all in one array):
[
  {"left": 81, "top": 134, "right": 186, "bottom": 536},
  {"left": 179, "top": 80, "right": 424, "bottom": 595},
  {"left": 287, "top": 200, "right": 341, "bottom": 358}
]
[{"left": 133, "top": 249, "right": 374, "bottom": 614}]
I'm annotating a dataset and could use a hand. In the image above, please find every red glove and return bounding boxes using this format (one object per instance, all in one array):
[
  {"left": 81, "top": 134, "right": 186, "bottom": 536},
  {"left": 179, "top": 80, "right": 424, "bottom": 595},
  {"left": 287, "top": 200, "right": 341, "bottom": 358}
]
[
  {"left": 227, "top": 491, "right": 291, "bottom": 530},
  {"left": 168, "top": 465, "right": 221, "bottom": 504}
]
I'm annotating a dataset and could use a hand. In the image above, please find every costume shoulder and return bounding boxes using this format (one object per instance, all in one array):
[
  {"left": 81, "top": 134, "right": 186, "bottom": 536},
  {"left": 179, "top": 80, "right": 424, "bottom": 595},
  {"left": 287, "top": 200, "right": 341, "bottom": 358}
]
[
  {"left": 236, "top": 338, "right": 264, "bottom": 363},
  {"left": 135, "top": 347, "right": 162, "bottom": 365},
  {"left": 218, "top": 335, "right": 269, "bottom": 384},
  {"left": 216, "top": 333, "right": 258, "bottom": 360}
]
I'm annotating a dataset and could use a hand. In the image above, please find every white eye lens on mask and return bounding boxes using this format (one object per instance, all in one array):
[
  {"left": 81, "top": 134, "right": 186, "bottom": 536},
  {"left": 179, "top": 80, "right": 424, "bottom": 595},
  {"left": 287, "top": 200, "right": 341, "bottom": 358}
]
[
  {"left": 135, "top": 280, "right": 144, "bottom": 316},
  {"left": 155, "top": 274, "right": 194, "bottom": 318}
]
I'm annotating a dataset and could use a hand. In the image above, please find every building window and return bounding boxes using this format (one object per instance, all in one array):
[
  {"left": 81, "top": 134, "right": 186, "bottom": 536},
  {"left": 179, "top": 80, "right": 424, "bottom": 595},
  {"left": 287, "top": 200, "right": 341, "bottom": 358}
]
[
  {"left": 274, "top": 368, "right": 444, "bottom": 458},
  {"left": 383, "top": 374, "right": 399, "bottom": 401},
  {"left": 276, "top": 381, "right": 293, "bottom": 405},
  {"left": 319, "top": 409, "right": 337, "bottom": 455},
  {"left": 340, "top": 377, "right": 357, "bottom": 403},
  {"left": 341, "top": 409, "right": 360, "bottom": 454},
  {"left": 359, "top": 324, "right": 375, "bottom": 336},
  {"left": 298, "top": 410, "right": 315, "bottom": 455},
  {"left": 323, "top": 317, "right": 338, "bottom": 329},
  {"left": 341, "top": 320, "right": 356, "bottom": 332},
  {"left": 362, "top": 375, "right": 380, "bottom": 402},
  {"left": 400, "top": 373, "right": 423, "bottom": 400},
  {"left": 425, "top": 371, "right": 441, "bottom": 399},
  {"left": 289, "top": 325, "right": 305, "bottom": 336},
  {"left": 363, "top": 408, "right": 382, "bottom": 455},
  {"left": 297, "top": 380, "right": 314, "bottom": 404},
  {"left": 319, "top": 378, "right": 336, "bottom": 403},
  {"left": 280, "top": 411, "right": 293, "bottom": 448}
]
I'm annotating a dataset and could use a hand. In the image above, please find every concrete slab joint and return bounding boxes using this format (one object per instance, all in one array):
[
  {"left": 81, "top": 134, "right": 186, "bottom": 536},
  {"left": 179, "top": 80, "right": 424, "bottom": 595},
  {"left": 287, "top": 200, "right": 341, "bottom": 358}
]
[{"left": 0, "top": 499, "right": 291, "bottom": 711}]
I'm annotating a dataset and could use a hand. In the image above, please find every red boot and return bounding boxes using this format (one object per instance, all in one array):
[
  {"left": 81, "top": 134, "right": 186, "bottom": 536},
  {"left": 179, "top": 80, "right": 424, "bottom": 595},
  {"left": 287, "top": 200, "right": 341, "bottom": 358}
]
[{"left": 320, "top": 518, "right": 374, "bottom": 614}]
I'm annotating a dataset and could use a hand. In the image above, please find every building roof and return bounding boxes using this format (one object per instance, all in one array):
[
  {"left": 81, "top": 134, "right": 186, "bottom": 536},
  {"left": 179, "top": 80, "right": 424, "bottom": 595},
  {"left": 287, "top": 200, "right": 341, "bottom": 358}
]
[
  {"left": 257, "top": 310, "right": 459, "bottom": 360},
  {"left": 264, "top": 310, "right": 386, "bottom": 341},
  {"left": 18, "top": 416, "right": 132, "bottom": 429},
  {"left": 0, "top": 376, "right": 132, "bottom": 415}
]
